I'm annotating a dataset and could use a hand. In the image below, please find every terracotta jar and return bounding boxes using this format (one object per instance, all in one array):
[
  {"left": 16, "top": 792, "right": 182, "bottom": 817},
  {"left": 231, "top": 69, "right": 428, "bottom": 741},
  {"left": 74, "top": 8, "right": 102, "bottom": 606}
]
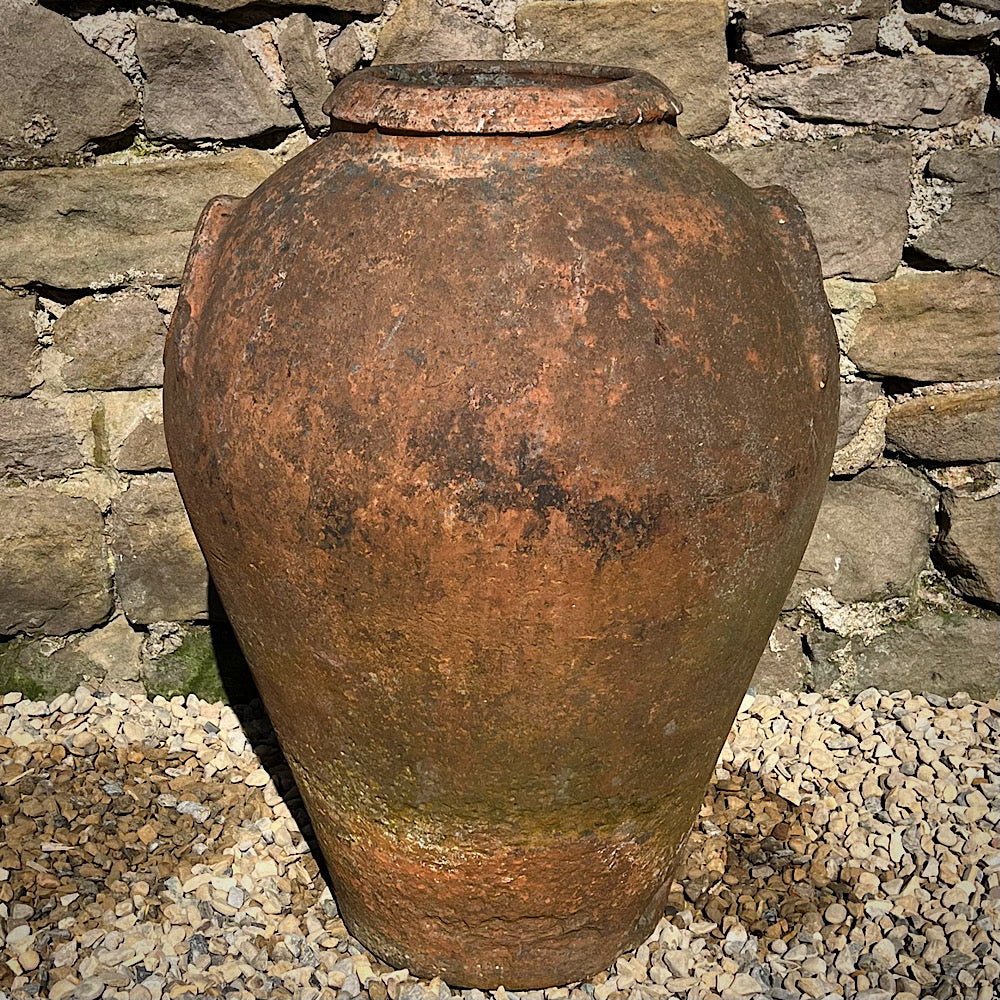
[{"left": 164, "top": 62, "right": 838, "bottom": 989}]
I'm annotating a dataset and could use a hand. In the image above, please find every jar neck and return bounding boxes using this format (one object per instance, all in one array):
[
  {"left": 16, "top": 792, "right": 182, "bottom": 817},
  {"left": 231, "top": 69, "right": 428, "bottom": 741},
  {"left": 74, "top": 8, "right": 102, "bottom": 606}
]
[{"left": 322, "top": 61, "right": 682, "bottom": 137}]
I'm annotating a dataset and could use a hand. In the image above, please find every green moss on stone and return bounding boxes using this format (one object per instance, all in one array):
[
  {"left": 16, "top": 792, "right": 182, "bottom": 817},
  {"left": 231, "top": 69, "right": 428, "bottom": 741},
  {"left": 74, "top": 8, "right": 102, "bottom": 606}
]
[
  {"left": 0, "top": 637, "right": 89, "bottom": 699},
  {"left": 142, "top": 624, "right": 257, "bottom": 704}
]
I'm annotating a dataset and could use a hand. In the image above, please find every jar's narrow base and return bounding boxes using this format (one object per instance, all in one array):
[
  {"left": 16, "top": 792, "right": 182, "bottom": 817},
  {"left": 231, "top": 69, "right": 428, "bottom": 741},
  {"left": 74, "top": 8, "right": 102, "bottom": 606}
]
[{"left": 302, "top": 791, "right": 685, "bottom": 990}]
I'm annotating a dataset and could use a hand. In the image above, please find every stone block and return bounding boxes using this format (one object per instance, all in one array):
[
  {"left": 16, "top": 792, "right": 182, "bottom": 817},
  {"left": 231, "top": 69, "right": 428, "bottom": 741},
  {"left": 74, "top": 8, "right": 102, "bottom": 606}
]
[
  {"left": 136, "top": 18, "right": 299, "bottom": 142},
  {"left": 742, "top": 0, "right": 890, "bottom": 36},
  {"left": 936, "top": 494, "right": 1000, "bottom": 607},
  {"left": 886, "top": 387, "right": 999, "bottom": 464},
  {"left": 276, "top": 14, "right": 333, "bottom": 134},
  {"left": 750, "top": 623, "right": 809, "bottom": 693},
  {"left": 0, "top": 291, "right": 40, "bottom": 398},
  {"left": 911, "top": 148, "right": 999, "bottom": 275},
  {"left": 110, "top": 474, "right": 209, "bottom": 624},
  {"left": 375, "top": 0, "right": 505, "bottom": 64},
  {"left": 0, "top": 487, "right": 113, "bottom": 636},
  {"left": 515, "top": 0, "right": 731, "bottom": 138},
  {"left": 832, "top": 381, "right": 888, "bottom": 478},
  {"left": 178, "top": 0, "right": 382, "bottom": 12},
  {"left": 906, "top": 13, "right": 1000, "bottom": 53},
  {"left": 752, "top": 55, "right": 990, "bottom": 128},
  {"left": 717, "top": 134, "right": 911, "bottom": 282},
  {"left": 788, "top": 465, "right": 938, "bottom": 605},
  {"left": 0, "top": 398, "right": 83, "bottom": 479},
  {"left": 807, "top": 611, "right": 999, "bottom": 699},
  {"left": 0, "top": 1, "right": 138, "bottom": 166},
  {"left": 739, "top": 20, "right": 879, "bottom": 68},
  {"left": 0, "top": 150, "right": 276, "bottom": 288},
  {"left": 100, "top": 389, "right": 171, "bottom": 472},
  {"left": 52, "top": 294, "right": 166, "bottom": 391},
  {"left": 848, "top": 270, "right": 999, "bottom": 382},
  {"left": 326, "top": 26, "right": 363, "bottom": 83}
]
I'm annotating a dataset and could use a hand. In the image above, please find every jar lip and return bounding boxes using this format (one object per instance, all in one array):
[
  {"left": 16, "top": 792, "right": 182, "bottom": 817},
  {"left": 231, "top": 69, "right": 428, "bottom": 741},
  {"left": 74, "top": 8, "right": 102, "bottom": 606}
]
[{"left": 322, "top": 61, "right": 682, "bottom": 135}]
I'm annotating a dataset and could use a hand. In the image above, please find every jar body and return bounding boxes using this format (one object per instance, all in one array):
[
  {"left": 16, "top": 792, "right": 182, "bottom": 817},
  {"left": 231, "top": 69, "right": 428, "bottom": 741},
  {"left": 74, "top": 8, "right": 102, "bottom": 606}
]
[{"left": 164, "top": 66, "right": 838, "bottom": 989}]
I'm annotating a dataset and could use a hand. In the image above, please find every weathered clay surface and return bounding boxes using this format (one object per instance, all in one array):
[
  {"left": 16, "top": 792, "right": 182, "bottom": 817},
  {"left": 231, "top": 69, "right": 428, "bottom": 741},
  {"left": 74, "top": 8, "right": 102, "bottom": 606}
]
[
  {"left": 514, "top": 0, "right": 731, "bottom": 137},
  {"left": 886, "top": 387, "right": 1000, "bottom": 464},
  {"left": 0, "top": 151, "right": 276, "bottom": 288},
  {"left": 936, "top": 494, "right": 1000, "bottom": 607},
  {"left": 52, "top": 294, "right": 167, "bottom": 391},
  {"left": 110, "top": 475, "right": 209, "bottom": 625},
  {"left": 0, "top": 1, "right": 139, "bottom": 165},
  {"left": 136, "top": 18, "right": 298, "bottom": 142},
  {"left": 788, "top": 465, "right": 938, "bottom": 604},
  {"left": 751, "top": 55, "right": 990, "bottom": 127},
  {"left": 717, "top": 135, "right": 911, "bottom": 282},
  {"left": 165, "top": 64, "right": 838, "bottom": 987},
  {"left": 0, "top": 291, "right": 40, "bottom": 398},
  {"left": 848, "top": 269, "right": 999, "bottom": 382},
  {"left": 0, "top": 487, "right": 113, "bottom": 636}
]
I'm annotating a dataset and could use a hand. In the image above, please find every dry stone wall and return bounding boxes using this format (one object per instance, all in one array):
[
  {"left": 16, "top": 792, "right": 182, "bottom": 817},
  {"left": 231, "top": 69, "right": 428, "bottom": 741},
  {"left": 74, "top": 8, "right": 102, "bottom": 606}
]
[{"left": 1, "top": 0, "right": 997, "bottom": 702}]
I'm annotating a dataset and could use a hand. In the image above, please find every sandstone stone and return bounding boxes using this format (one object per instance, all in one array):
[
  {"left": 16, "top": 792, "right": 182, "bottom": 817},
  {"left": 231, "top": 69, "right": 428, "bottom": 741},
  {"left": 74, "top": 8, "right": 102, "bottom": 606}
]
[
  {"left": 0, "top": 2, "right": 139, "bottom": 166},
  {"left": 832, "top": 382, "right": 888, "bottom": 477},
  {"left": 0, "top": 291, "right": 40, "bottom": 398},
  {"left": 836, "top": 380, "right": 882, "bottom": 450},
  {"left": 739, "top": 19, "right": 879, "bottom": 67},
  {"left": 742, "top": 0, "right": 890, "bottom": 36},
  {"left": 375, "top": 0, "right": 505, "bottom": 65},
  {"left": 110, "top": 475, "right": 209, "bottom": 624},
  {"left": 886, "top": 387, "right": 999, "bottom": 463},
  {"left": 911, "top": 148, "right": 999, "bottom": 275},
  {"left": 326, "top": 26, "right": 363, "bottom": 83},
  {"left": 788, "top": 466, "right": 938, "bottom": 605},
  {"left": 936, "top": 494, "right": 1000, "bottom": 607},
  {"left": 116, "top": 417, "right": 171, "bottom": 473},
  {"left": 807, "top": 611, "right": 999, "bottom": 699},
  {"left": 717, "top": 135, "right": 911, "bottom": 281},
  {"left": 0, "top": 487, "right": 113, "bottom": 635},
  {"left": 515, "top": 0, "right": 730, "bottom": 137},
  {"left": 848, "top": 270, "right": 999, "bottom": 381},
  {"left": 906, "top": 13, "right": 1000, "bottom": 52},
  {"left": 136, "top": 18, "right": 298, "bottom": 142},
  {"left": 276, "top": 15, "right": 332, "bottom": 134},
  {"left": 751, "top": 623, "right": 809, "bottom": 693},
  {"left": 52, "top": 294, "right": 166, "bottom": 391},
  {"left": 0, "top": 150, "right": 276, "bottom": 288},
  {"left": 752, "top": 55, "right": 990, "bottom": 128},
  {"left": 179, "top": 0, "right": 382, "bottom": 12},
  {"left": 0, "top": 398, "right": 82, "bottom": 479}
]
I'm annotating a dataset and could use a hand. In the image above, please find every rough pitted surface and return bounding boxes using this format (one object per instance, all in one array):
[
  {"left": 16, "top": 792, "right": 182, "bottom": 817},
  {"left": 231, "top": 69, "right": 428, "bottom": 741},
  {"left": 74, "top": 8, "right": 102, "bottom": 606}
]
[
  {"left": 109, "top": 475, "right": 209, "bottom": 626},
  {"left": 910, "top": 147, "right": 1000, "bottom": 274},
  {"left": 275, "top": 15, "right": 334, "bottom": 134},
  {"left": 52, "top": 294, "right": 167, "bottom": 391},
  {"left": 936, "top": 494, "right": 1000, "bottom": 607},
  {"left": 136, "top": 18, "right": 299, "bottom": 142},
  {"left": 788, "top": 466, "right": 938, "bottom": 605},
  {"left": 0, "top": 1, "right": 139, "bottom": 166},
  {"left": 374, "top": 0, "right": 505, "bottom": 64},
  {"left": 0, "top": 291, "right": 40, "bottom": 399},
  {"left": 326, "top": 26, "right": 364, "bottom": 82},
  {"left": 514, "top": 0, "right": 731, "bottom": 137},
  {"left": 886, "top": 387, "right": 1000, "bottom": 463},
  {"left": 0, "top": 150, "right": 276, "bottom": 288},
  {"left": 0, "top": 489, "right": 113, "bottom": 637},
  {"left": 0, "top": 398, "right": 83, "bottom": 480},
  {"left": 0, "top": 687, "right": 996, "bottom": 999},
  {"left": 807, "top": 612, "right": 1000, "bottom": 699},
  {"left": 739, "top": 20, "right": 880, "bottom": 68},
  {"left": 717, "top": 135, "right": 911, "bottom": 282},
  {"left": 741, "top": 0, "right": 891, "bottom": 36},
  {"left": 751, "top": 55, "right": 990, "bottom": 128},
  {"left": 848, "top": 269, "right": 1000, "bottom": 382}
]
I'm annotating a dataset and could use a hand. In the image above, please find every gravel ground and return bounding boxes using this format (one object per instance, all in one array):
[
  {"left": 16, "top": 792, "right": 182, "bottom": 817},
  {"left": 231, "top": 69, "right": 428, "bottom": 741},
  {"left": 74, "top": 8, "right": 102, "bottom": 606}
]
[{"left": 0, "top": 686, "right": 996, "bottom": 1000}]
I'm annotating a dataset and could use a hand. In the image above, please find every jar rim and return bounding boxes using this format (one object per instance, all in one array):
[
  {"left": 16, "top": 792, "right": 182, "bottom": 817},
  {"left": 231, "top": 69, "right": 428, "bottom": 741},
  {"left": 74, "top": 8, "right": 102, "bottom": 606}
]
[{"left": 322, "top": 61, "right": 682, "bottom": 136}]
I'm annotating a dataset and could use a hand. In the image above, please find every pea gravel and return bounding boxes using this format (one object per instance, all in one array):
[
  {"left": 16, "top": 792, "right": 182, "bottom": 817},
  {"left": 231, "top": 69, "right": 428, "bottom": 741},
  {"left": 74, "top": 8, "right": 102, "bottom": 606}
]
[{"left": 1, "top": 685, "right": 996, "bottom": 1000}]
